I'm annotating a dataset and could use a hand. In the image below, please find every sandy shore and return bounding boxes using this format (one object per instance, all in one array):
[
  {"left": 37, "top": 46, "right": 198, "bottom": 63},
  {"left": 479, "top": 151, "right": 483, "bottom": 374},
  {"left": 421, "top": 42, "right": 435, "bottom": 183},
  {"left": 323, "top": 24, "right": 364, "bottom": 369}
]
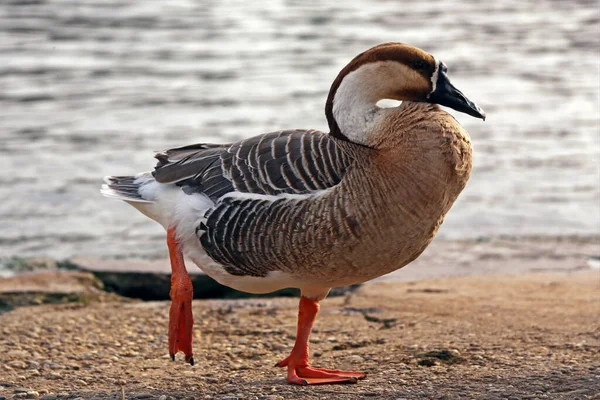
[{"left": 1, "top": 271, "right": 598, "bottom": 400}]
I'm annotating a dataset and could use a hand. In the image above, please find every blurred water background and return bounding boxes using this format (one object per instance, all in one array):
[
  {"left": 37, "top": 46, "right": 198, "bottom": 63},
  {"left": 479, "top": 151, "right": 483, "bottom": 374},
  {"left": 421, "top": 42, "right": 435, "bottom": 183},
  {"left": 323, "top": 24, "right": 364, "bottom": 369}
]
[{"left": 1, "top": 0, "right": 599, "bottom": 260}]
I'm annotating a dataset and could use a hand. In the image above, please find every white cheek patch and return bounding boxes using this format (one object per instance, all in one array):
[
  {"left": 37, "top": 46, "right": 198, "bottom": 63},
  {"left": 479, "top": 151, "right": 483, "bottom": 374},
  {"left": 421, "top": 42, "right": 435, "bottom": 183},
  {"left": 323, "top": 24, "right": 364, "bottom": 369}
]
[{"left": 376, "top": 99, "right": 403, "bottom": 108}]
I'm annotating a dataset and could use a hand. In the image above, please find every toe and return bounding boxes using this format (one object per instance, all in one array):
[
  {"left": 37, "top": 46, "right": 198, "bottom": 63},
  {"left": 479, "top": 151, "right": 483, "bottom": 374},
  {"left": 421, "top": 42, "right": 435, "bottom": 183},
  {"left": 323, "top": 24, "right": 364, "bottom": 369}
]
[
  {"left": 285, "top": 365, "right": 365, "bottom": 385},
  {"left": 298, "top": 366, "right": 366, "bottom": 380}
]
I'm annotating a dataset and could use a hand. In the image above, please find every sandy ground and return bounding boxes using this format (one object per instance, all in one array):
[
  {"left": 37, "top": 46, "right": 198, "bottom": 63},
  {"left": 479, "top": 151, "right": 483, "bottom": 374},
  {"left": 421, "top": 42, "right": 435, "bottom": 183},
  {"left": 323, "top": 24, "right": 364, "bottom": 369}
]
[{"left": 1, "top": 272, "right": 599, "bottom": 400}]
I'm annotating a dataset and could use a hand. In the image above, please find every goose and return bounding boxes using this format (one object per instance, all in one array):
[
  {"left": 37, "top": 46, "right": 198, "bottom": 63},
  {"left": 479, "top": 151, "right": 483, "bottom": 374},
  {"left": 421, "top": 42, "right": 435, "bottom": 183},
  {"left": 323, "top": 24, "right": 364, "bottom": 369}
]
[{"left": 101, "top": 42, "right": 485, "bottom": 385}]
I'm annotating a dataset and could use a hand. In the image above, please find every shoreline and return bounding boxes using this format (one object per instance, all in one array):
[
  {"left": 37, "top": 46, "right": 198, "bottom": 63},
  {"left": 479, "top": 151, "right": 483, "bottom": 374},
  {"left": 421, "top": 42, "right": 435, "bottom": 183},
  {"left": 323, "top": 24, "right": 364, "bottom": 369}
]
[
  {"left": 1, "top": 235, "right": 598, "bottom": 303},
  {"left": 0, "top": 271, "right": 598, "bottom": 399}
]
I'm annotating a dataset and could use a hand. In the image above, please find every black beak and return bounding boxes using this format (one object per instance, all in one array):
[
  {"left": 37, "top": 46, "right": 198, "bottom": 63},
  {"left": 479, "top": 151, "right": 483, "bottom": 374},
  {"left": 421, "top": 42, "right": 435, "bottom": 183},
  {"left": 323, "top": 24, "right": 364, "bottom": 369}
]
[{"left": 427, "top": 64, "right": 486, "bottom": 120}]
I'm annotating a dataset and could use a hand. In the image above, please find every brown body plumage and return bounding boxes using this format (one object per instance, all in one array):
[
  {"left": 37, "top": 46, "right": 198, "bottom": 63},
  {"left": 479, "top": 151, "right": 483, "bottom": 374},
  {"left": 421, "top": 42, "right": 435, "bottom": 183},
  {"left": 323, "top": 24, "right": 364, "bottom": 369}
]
[{"left": 222, "top": 101, "right": 472, "bottom": 290}]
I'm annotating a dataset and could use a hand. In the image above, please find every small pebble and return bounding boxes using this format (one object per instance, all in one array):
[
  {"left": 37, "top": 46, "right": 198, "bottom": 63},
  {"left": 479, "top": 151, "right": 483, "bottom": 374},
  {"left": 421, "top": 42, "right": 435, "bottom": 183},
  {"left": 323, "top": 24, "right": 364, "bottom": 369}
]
[
  {"left": 130, "top": 394, "right": 153, "bottom": 399},
  {"left": 8, "top": 361, "right": 27, "bottom": 370},
  {"left": 7, "top": 350, "right": 31, "bottom": 358},
  {"left": 26, "top": 391, "right": 40, "bottom": 399},
  {"left": 27, "top": 361, "right": 40, "bottom": 369}
]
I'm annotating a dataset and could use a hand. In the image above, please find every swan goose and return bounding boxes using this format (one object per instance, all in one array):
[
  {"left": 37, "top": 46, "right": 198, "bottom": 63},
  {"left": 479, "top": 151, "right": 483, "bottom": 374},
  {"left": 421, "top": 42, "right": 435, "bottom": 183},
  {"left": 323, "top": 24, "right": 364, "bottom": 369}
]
[{"left": 101, "top": 42, "right": 485, "bottom": 385}]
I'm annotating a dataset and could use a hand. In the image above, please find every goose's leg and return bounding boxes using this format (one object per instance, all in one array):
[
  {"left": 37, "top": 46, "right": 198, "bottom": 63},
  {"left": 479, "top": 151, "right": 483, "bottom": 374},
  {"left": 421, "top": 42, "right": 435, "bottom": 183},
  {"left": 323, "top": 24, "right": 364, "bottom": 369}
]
[
  {"left": 276, "top": 296, "right": 367, "bottom": 385},
  {"left": 167, "top": 226, "right": 194, "bottom": 365}
]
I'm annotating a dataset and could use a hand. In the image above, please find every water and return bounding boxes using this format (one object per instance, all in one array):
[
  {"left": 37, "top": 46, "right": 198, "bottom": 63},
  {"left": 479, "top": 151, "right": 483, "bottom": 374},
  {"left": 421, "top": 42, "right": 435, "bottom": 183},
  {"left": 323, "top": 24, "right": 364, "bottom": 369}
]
[{"left": 1, "top": 0, "right": 599, "bottom": 259}]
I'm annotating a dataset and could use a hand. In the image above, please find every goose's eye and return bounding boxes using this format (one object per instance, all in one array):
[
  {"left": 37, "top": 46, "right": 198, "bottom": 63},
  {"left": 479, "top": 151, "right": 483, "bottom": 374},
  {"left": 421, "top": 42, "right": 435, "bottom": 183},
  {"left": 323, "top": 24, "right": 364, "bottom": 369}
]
[{"left": 413, "top": 60, "right": 427, "bottom": 71}]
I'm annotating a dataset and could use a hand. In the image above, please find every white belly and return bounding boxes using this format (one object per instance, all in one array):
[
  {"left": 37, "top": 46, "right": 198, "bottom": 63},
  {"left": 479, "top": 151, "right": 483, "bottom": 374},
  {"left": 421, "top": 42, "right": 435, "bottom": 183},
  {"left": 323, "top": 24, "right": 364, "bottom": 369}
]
[
  {"left": 132, "top": 179, "right": 331, "bottom": 298},
  {"left": 181, "top": 237, "right": 311, "bottom": 295}
]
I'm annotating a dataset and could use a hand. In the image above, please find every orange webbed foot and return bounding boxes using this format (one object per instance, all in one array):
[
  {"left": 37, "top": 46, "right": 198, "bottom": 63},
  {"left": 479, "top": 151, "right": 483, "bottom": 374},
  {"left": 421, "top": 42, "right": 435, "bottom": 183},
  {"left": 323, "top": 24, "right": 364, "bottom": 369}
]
[
  {"left": 275, "top": 296, "right": 367, "bottom": 385},
  {"left": 276, "top": 357, "right": 366, "bottom": 385}
]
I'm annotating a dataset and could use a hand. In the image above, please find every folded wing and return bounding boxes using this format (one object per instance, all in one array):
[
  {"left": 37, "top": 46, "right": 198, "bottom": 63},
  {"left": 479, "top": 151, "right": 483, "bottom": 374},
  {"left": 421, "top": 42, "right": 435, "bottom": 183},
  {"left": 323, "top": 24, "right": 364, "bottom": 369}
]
[
  {"left": 153, "top": 129, "right": 356, "bottom": 277},
  {"left": 153, "top": 129, "right": 353, "bottom": 200}
]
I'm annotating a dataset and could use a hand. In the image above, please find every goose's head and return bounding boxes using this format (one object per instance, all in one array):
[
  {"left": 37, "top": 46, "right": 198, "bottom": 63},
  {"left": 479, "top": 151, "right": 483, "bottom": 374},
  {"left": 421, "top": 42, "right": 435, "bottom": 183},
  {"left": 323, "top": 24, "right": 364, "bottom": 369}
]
[{"left": 326, "top": 42, "right": 485, "bottom": 144}]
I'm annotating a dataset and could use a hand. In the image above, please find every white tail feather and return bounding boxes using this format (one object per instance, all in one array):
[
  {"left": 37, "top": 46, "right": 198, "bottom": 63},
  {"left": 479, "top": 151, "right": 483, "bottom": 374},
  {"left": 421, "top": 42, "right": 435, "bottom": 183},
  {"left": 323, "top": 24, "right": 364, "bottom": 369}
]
[{"left": 101, "top": 174, "right": 154, "bottom": 203}]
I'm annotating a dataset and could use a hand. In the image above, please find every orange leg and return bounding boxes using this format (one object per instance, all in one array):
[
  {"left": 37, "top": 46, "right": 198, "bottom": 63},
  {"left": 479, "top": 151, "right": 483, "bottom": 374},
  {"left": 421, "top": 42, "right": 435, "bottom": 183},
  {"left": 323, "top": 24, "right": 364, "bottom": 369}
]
[
  {"left": 275, "top": 296, "right": 367, "bottom": 385},
  {"left": 167, "top": 226, "right": 194, "bottom": 365}
]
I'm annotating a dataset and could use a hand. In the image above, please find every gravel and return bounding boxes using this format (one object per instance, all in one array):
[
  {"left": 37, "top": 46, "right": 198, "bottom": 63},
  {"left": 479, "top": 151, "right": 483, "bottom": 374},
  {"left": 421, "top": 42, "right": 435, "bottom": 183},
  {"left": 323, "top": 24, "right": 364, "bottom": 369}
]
[{"left": 1, "top": 272, "right": 598, "bottom": 399}]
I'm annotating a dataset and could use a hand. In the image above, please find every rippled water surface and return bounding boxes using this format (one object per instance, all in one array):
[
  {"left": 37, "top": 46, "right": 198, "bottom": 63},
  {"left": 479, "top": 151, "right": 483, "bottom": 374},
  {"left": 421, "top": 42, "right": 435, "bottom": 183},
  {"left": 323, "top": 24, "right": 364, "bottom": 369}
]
[{"left": 1, "top": 0, "right": 599, "bottom": 259}]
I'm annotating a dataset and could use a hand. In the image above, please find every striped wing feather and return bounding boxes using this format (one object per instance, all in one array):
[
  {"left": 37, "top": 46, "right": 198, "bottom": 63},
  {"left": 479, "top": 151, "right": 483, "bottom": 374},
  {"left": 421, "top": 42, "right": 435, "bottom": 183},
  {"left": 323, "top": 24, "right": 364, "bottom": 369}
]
[
  {"left": 153, "top": 129, "right": 355, "bottom": 277},
  {"left": 153, "top": 129, "right": 352, "bottom": 199}
]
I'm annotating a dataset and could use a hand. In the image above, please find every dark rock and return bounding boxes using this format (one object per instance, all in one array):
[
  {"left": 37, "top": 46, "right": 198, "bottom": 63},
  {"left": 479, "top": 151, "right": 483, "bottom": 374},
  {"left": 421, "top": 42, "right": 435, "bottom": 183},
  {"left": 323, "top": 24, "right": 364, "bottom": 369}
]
[
  {"left": 416, "top": 349, "right": 463, "bottom": 366},
  {"left": 363, "top": 314, "right": 398, "bottom": 329},
  {"left": 93, "top": 269, "right": 303, "bottom": 300},
  {"left": 0, "top": 271, "right": 108, "bottom": 314},
  {"left": 406, "top": 288, "right": 448, "bottom": 293},
  {"left": 343, "top": 306, "right": 383, "bottom": 314},
  {"left": 329, "top": 284, "right": 362, "bottom": 297},
  {"left": 1, "top": 257, "right": 362, "bottom": 303},
  {"left": 417, "top": 358, "right": 439, "bottom": 367},
  {"left": 129, "top": 394, "right": 153, "bottom": 399},
  {"left": 72, "top": 258, "right": 361, "bottom": 300}
]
